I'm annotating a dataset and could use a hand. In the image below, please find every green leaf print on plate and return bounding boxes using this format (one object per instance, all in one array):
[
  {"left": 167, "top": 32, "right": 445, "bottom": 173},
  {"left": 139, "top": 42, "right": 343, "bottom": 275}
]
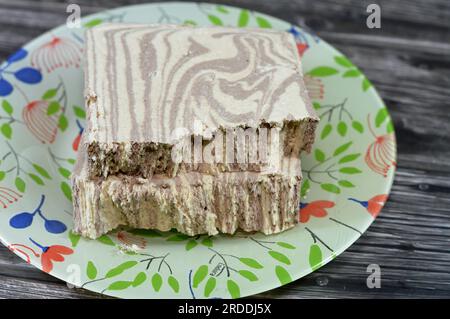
[
  {"left": 86, "top": 261, "right": 98, "bottom": 280},
  {"left": 132, "top": 272, "right": 147, "bottom": 287},
  {"left": 303, "top": 140, "right": 363, "bottom": 195},
  {"left": 204, "top": 277, "right": 216, "bottom": 297},
  {"left": 275, "top": 265, "right": 292, "bottom": 285},
  {"left": 309, "top": 244, "right": 323, "bottom": 271},
  {"left": 151, "top": 273, "right": 163, "bottom": 292},
  {"left": 308, "top": 55, "right": 373, "bottom": 92},
  {"left": 239, "top": 258, "right": 264, "bottom": 269},
  {"left": 193, "top": 265, "right": 208, "bottom": 288},
  {"left": 227, "top": 279, "right": 240, "bottom": 298}
]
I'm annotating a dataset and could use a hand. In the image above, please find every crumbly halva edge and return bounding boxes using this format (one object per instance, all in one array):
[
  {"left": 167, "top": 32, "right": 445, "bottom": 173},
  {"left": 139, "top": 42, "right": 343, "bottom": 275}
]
[
  {"left": 72, "top": 171, "right": 301, "bottom": 239},
  {"left": 84, "top": 116, "right": 318, "bottom": 178},
  {"left": 71, "top": 141, "right": 302, "bottom": 239}
]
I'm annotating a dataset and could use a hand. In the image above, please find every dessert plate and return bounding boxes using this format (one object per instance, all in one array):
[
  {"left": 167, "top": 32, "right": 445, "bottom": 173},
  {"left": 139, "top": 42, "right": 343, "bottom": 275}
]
[{"left": 0, "top": 2, "right": 396, "bottom": 298}]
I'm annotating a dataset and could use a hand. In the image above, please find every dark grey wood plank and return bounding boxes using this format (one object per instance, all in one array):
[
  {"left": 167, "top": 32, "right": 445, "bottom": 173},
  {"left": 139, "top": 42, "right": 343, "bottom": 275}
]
[
  {"left": 0, "top": 274, "right": 105, "bottom": 299},
  {"left": 0, "top": 0, "right": 449, "bottom": 299}
]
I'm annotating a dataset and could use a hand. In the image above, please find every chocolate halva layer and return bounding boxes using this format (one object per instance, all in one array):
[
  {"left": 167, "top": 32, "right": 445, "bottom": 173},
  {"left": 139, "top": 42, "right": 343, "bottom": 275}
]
[{"left": 83, "top": 23, "right": 318, "bottom": 178}]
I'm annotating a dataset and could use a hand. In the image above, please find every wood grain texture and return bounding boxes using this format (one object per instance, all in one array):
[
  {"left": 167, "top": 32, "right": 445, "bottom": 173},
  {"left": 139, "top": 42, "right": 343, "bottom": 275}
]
[{"left": 0, "top": 0, "right": 449, "bottom": 299}]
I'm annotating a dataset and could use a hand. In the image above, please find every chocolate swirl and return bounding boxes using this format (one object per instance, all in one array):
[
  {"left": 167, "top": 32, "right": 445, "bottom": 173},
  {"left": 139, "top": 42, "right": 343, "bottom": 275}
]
[{"left": 84, "top": 23, "right": 317, "bottom": 145}]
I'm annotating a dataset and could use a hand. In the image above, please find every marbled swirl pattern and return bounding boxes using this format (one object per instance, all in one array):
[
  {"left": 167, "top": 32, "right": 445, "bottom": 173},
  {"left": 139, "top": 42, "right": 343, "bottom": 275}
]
[{"left": 84, "top": 23, "right": 316, "bottom": 144}]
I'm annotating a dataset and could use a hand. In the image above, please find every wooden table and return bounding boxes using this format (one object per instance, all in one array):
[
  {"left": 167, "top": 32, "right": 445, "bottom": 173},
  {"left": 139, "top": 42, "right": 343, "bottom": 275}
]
[{"left": 0, "top": 0, "right": 449, "bottom": 299}]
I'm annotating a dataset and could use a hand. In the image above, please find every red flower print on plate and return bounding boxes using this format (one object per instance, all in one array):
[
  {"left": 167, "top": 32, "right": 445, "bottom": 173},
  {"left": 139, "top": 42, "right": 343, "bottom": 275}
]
[
  {"left": 288, "top": 26, "right": 312, "bottom": 57},
  {"left": 22, "top": 100, "right": 60, "bottom": 143},
  {"left": 8, "top": 243, "right": 40, "bottom": 264},
  {"left": 296, "top": 42, "right": 308, "bottom": 57},
  {"left": 348, "top": 194, "right": 388, "bottom": 218},
  {"left": 0, "top": 186, "right": 22, "bottom": 208},
  {"left": 72, "top": 119, "right": 84, "bottom": 151},
  {"left": 365, "top": 115, "right": 396, "bottom": 177},
  {"left": 30, "top": 36, "right": 83, "bottom": 73},
  {"left": 29, "top": 238, "right": 73, "bottom": 273},
  {"left": 299, "top": 200, "right": 335, "bottom": 223}
]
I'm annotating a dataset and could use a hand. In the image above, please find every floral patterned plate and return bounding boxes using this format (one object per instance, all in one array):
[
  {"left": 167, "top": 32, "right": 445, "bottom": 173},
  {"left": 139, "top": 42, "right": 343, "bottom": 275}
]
[{"left": 0, "top": 2, "right": 396, "bottom": 298}]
